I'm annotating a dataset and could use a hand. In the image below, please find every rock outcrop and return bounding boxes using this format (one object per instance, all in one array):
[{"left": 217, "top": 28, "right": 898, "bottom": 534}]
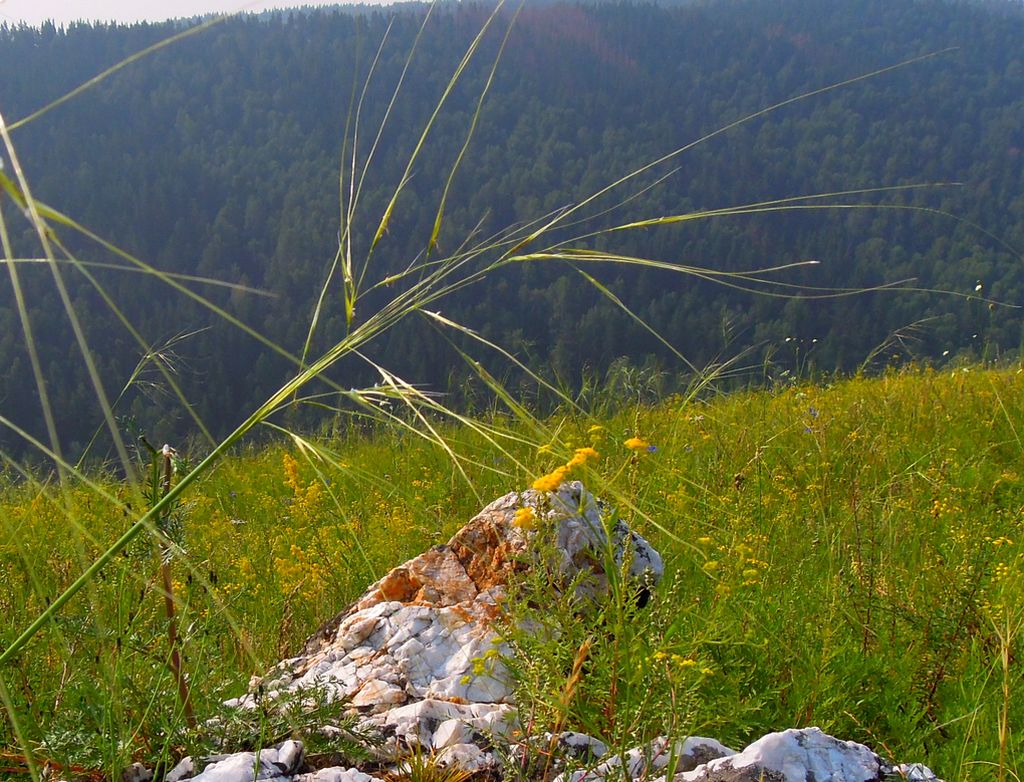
[
  {"left": 225, "top": 480, "right": 661, "bottom": 762},
  {"left": 153, "top": 483, "right": 941, "bottom": 782}
]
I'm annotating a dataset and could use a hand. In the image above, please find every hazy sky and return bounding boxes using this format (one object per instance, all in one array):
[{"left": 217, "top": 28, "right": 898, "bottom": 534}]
[{"left": 0, "top": 0, "right": 392, "bottom": 27}]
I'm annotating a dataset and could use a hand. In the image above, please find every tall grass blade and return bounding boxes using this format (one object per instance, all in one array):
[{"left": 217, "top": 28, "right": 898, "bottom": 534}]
[
  {"left": 429, "top": 3, "right": 520, "bottom": 254},
  {"left": 369, "top": 0, "right": 506, "bottom": 255}
]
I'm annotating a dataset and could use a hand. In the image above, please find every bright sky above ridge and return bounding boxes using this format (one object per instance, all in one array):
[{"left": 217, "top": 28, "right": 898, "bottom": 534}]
[{"left": 0, "top": 0, "right": 392, "bottom": 27}]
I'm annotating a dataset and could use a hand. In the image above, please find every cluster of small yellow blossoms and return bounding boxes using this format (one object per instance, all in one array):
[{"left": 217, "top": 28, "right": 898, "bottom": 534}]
[
  {"left": 650, "top": 650, "right": 713, "bottom": 676},
  {"left": 531, "top": 447, "right": 600, "bottom": 493},
  {"left": 461, "top": 646, "right": 502, "bottom": 684},
  {"left": 930, "top": 497, "right": 962, "bottom": 518},
  {"left": 513, "top": 506, "right": 537, "bottom": 529},
  {"left": 275, "top": 542, "right": 329, "bottom": 602},
  {"left": 282, "top": 453, "right": 325, "bottom": 521},
  {"left": 624, "top": 436, "right": 650, "bottom": 451},
  {"left": 976, "top": 536, "right": 1022, "bottom": 616},
  {"left": 697, "top": 536, "right": 768, "bottom": 595},
  {"left": 282, "top": 453, "right": 303, "bottom": 494},
  {"left": 771, "top": 471, "right": 798, "bottom": 503}
]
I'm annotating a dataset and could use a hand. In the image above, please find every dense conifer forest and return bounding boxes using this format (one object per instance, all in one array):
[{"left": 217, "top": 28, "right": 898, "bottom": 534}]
[{"left": 1, "top": 0, "right": 1023, "bottom": 456}]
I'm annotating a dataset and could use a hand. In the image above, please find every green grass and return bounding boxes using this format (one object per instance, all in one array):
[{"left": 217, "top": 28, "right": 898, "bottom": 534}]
[{"left": 1, "top": 365, "right": 1022, "bottom": 779}]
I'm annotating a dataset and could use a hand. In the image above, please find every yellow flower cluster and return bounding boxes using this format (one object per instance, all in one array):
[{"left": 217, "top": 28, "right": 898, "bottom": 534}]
[
  {"left": 283, "top": 453, "right": 302, "bottom": 494},
  {"left": 649, "top": 650, "right": 710, "bottom": 677},
  {"left": 696, "top": 536, "right": 768, "bottom": 591},
  {"left": 624, "top": 436, "right": 650, "bottom": 451},
  {"left": 531, "top": 447, "right": 600, "bottom": 493},
  {"left": 282, "top": 453, "right": 325, "bottom": 522},
  {"left": 532, "top": 465, "right": 570, "bottom": 493},
  {"left": 275, "top": 542, "right": 329, "bottom": 603},
  {"left": 513, "top": 506, "right": 537, "bottom": 530},
  {"left": 567, "top": 446, "right": 599, "bottom": 467},
  {"left": 931, "top": 497, "right": 962, "bottom": 518}
]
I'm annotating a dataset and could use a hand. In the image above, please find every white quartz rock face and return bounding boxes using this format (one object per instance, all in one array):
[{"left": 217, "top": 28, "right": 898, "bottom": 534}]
[
  {"left": 895, "top": 763, "right": 942, "bottom": 782},
  {"left": 678, "top": 727, "right": 889, "bottom": 782},
  {"left": 292, "top": 770, "right": 383, "bottom": 782},
  {"left": 555, "top": 735, "right": 735, "bottom": 782},
  {"left": 232, "top": 482, "right": 659, "bottom": 752}
]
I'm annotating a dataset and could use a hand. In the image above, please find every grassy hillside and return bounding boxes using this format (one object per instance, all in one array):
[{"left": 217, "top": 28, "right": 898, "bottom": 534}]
[{"left": 1, "top": 366, "right": 1021, "bottom": 779}]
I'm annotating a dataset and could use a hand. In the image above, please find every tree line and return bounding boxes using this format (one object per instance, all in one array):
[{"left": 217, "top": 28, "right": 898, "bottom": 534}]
[{"left": 1, "top": 0, "right": 1022, "bottom": 459}]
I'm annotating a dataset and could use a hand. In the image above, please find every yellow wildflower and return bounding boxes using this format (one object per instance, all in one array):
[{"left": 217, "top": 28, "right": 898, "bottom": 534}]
[
  {"left": 567, "top": 446, "right": 600, "bottom": 467},
  {"left": 513, "top": 506, "right": 537, "bottom": 530},
  {"left": 282, "top": 453, "right": 302, "bottom": 493},
  {"left": 532, "top": 465, "right": 569, "bottom": 493},
  {"left": 625, "top": 436, "right": 650, "bottom": 451},
  {"left": 702, "top": 560, "right": 720, "bottom": 572}
]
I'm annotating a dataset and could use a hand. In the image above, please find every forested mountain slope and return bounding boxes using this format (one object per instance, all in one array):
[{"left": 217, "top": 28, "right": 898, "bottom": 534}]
[{"left": 1, "top": 0, "right": 1023, "bottom": 456}]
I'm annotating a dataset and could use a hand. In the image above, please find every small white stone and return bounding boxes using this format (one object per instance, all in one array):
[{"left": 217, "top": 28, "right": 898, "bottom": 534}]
[
  {"left": 275, "top": 740, "right": 304, "bottom": 772},
  {"left": 188, "top": 751, "right": 289, "bottom": 782},
  {"left": 164, "top": 757, "right": 196, "bottom": 782},
  {"left": 351, "top": 679, "right": 407, "bottom": 707},
  {"left": 432, "top": 718, "right": 474, "bottom": 748},
  {"left": 554, "top": 731, "right": 609, "bottom": 760},
  {"left": 896, "top": 763, "right": 942, "bottom": 782},
  {"left": 434, "top": 743, "right": 494, "bottom": 770},
  {"left": 294, "top": 769, "right": 383, "bottom": 782}
]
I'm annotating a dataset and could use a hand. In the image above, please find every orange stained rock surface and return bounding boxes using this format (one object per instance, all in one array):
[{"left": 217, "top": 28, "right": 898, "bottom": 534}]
[{"left": 309, "top": 508, "right": 525, "bottom": 653}]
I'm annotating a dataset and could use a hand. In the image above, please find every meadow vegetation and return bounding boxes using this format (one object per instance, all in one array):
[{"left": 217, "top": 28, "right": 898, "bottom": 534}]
[{"left": 1, "top": 365, "right": 1022, "bottom": 780}]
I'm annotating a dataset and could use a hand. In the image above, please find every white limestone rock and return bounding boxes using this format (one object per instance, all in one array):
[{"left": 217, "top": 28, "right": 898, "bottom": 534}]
[
  {"left": 893, "top": 763, "right": 943, "bottom": 782},
  {"left": 552, "top": 732, "right": 610, "bottom": 762},
  {"left": 292, "top": 769, "right": 383, "bottom": 782},
  {"left": 173, "top": 742, "right": 304, "bottom": 782},
  {"left": 187, "top": 751, "right": 289, "bottom": 782},
  {"left": 675, "top": 727, "right": 932, "bottom": 782},
  {"left": 276, "top": 742, "right": 304, "bottom": 775},
  {"left": 231, "top": 482, "right": 659, "bottom": 760},
  {"left": 164, "top": 756, "right": 196, "bottom": 782},
  {"left": 432, "top": 718, "right": 476, "bottom": 749},
  {"left": 555, "top": 735, "right": 733, "bottom": 782},
  {"left": 435, "top": 742, "right": 495, "bottom": 770},
  {"left": 672, "top": 737, "right": 737, "bottom": 773}
]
